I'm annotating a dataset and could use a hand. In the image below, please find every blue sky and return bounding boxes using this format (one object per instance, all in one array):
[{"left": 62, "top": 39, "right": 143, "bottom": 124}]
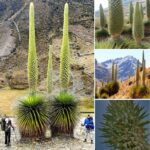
[
  {"left": 95, "top": 0, "right": 108, "bottom": 11},
  {"left": 95, "top": 50, "right": 150, "bottom": 67}
]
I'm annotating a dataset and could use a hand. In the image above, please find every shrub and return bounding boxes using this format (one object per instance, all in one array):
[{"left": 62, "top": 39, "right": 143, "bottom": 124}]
[
  {"left": 100, "top": 93, "right": 109, "bottom": 99},
  {"left": 106, "top": 81, "right": 119, "bottom": 96},
  {"left": 60, "top": 3, "right": 70, "bottom": 90},
  {"left": 95, "top": 29, "right": 109, "bottom": 41},
  {"left": 99, "top": 87, "right": 109, "bottom": 96},
  {"left": 16, "top": 95, "right": 49, "bottom": 138},
  {"left": 108, "top": 0, "right": 124, "bottom": 40},
  {"left": 130, "top": 86, "right": 149, "bottom": 98},
  {"left": 49, "top": 92, "right": 78, "bottom": 136},
  {"left": 28, "top": 2, "right": 38, "bottom": 94},
  {"left": 100, "top": 101, "right": 150, "bottom": 149},
  {"left": 99, "top": 81, "right": 119, "bottom": 98}
]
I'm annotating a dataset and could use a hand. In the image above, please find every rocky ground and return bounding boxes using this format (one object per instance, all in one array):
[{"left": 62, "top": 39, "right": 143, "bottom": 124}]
[{"left": 0, "top": 118, "right": 94, "bottom": 150}]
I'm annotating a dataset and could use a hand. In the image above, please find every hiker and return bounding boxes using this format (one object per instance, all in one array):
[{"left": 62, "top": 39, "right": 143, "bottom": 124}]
[
  {"left": 1, "top": 114, "right": 6, "bottom": 131},
  {"left": 83, "top": 115, "right": 94, "bottom": 144},
  {"left": 5, "top": 118, "right": 14, "bottom": 146}
]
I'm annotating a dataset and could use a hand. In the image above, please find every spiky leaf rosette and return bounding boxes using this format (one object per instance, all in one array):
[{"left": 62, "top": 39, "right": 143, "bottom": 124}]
[
  {"left": 50, "top": 92, "right": 78, "bottom": 135},
  {"left": 133, "top": 2, "right": 144, "bottom": 45},
  {"left": 146, "top": 0, "right": 150, "bottom": 21},
  {"left": 47, "top": 45, "right": 53, "bottom": 93},
  {"left": 60, "top": 3, "right": 70, "bottom": 90},
  {"left": 28, "top": 2, "right": 38, "bottom": 94},
  {"left": 100, "top": 101, "right": 150, "bottom": 150},
  {"left": 108, "top": 0, "right": 124, "bottom": 39},
  {"left": 16, "top": 95, "right": 49, "bottom": 138},
  {"left": 129, "top": 2, "right": 134, "bottom": 24},
  {"left": 100, "top": 4, "right": 106, "bottom": 29}
]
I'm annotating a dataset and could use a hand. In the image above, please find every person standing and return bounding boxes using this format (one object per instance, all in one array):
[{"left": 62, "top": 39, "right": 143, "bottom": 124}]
[
  {"left": 83, "top": 115, "right": 94, "bottom": 144},
  {"left": 5, "top": 119, "right": 14, "bottom": 146}
]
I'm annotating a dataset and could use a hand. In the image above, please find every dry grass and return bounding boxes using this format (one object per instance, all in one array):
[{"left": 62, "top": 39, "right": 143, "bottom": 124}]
[{"left": 0, "top": 88, "right": 27, "bottom": 116}]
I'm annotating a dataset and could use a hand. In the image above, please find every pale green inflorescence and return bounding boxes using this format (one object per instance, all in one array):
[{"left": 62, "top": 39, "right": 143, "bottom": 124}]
[
  {"left": 129, "top": 2, "right": 134, "bottom": 24},
  {"left": 47, "top": 45, "right": 53, "bottom": 93},
  {"left": 142, "top": 51, "right": 146, "bottom": 86},
  {"left": 132, "top": 2, "right": 144, "bottom": 45},
  {"left": 60, "top": 3, "right": 70, "bottom": 90},
  {"left": 114, "top": 64, "right": 117, "bottom": 81},
  {"left": 100, "top": 4, "right": 106, "bottom": 29},
  {"left": 108, "top": 0, "right": 124, "bottom": 39},
  {"left": 28, "top": 2, "right": 38, "bottom": 94},
  {"left": 136, "top": 60, "right": 140, "bottom": 86},
  {"left": 146, "top": 0, "right": 150, "bottom": 21},
  {"left": 112, "top": 61, "right": 115, "bottom": 81}
]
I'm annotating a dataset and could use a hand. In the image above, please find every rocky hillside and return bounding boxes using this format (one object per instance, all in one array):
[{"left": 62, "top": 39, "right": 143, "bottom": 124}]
[
  {"left": 95, "top": 56, "right": 141, "bottom": 82},
  {"left": 0, "top": 0, "right": 94, "bottom": 98}
]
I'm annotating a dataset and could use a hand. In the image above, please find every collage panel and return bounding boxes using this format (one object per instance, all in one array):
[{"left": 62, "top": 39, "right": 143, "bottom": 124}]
[
  {"left": 95, "top": 0, "right": 150, "bottom": 49},
  {"left": 0, "top": 0, "right": 94, "bottom": 149},
  {"left": 95, "top": 100, "right": 150, "bottom": 150},
  {"left": 95, "top": 49, "right": 150, "bottom": 99}
]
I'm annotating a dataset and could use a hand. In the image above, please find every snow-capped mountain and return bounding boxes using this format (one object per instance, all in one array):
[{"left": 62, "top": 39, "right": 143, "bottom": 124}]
[{"left": 95, "top": 56, "right": 142, "bottom": 82}]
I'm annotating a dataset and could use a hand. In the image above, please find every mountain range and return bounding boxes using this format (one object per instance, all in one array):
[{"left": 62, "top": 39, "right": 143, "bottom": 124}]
[{"left": 95, "top": 56, "right": 142, "bottom": 82}]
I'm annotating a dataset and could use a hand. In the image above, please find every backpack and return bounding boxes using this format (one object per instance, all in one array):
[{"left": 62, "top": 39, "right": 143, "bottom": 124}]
[{"left": 1, "top": 118, "right": 6, "bottom": 131}]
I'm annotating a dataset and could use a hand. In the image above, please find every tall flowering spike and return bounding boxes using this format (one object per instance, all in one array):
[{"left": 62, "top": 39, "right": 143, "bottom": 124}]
[
  {"left": 146, "top": 0, "right": 150, "bottom": 21},
  {"left": 129, "top": 2, "right": 134, "bottom": 24},
  {"left": 133, "top": 2, "right": 144, "bottom": 45},
  {"left": 142, "top": 59, "right": 146, "bottom": 86},
  {"left": 142, "top": 51, "right": 146, "bottom": 86},
  {"left": 100, "top": 4, "right": 106, "bottom": 29},
  {"left": 47, "top": 45, "right": 53, "bottom": 93},
  {"left": 136, "top": 60, "right": 140, "bottom": 86},
  {"left": 114, "top": 64, "right": 117, "bottom": 81},
  {"left": 28, "top": 2, "right": 38, "bottom": 94},
  {"left": 140, "top": 4, "right": 144, "bottom": 19},
  {"left": 112, "top": 61, "right": 115, "bottom": 81},
  {"left": 60, "top": 3, "right": 70, "bottom": 90},
  {"left": 108, "top": 0, "right": 124, "bottom": 40}
]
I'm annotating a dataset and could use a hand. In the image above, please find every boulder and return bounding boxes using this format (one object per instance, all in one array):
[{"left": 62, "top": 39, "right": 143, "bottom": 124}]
[{"left": 6, "top": 70, "right": 28, "bottom": 89}]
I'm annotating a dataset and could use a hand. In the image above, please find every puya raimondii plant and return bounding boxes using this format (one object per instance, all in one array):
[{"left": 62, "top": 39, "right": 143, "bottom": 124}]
[
  {"left": 132, "top": 2, "right": 144, "bottom": 45},
  {"left": 47, "top": 45, "right": 53, "bottom": 93},
  {"left": 28, "top": 2, "right": 38, "bottom": 95},
  {"left": 108, "top": 0, "right": 124, "bottom": 40},
  {"left": 100, "top": 101, "right": 150, "bottom": 150},
  {"left": 111, "top": 61, "right": 117, "bottom": 81},
  {"left": 99, "top": 4, "right": 106, "bottom": 30},
  {"left": 60, "top": 3, "right": 70, "bottom": 91}
]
